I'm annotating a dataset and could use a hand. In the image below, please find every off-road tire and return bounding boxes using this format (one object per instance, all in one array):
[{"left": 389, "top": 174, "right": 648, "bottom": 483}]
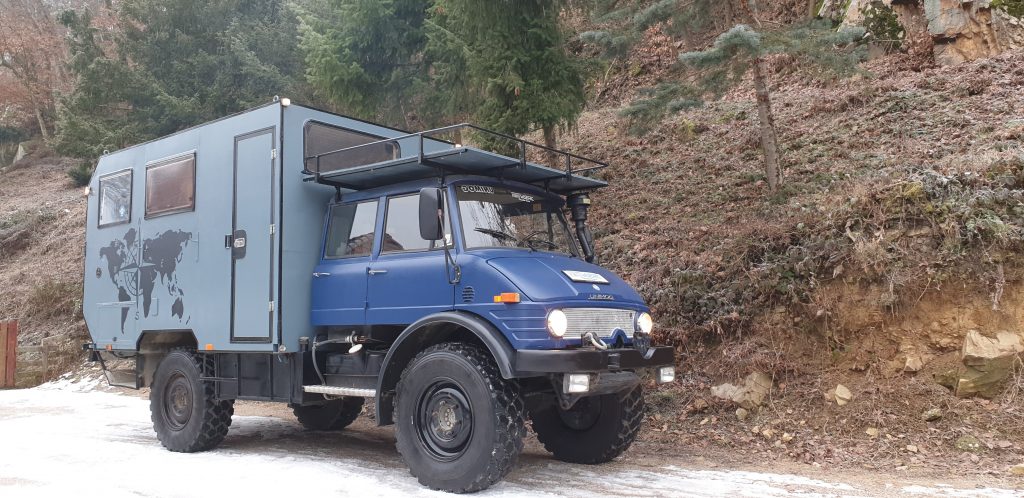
[
  {"left": 530, "top": 386, "right": 644, "bottom": 464},
  {"left": 150, "top": 350, "right": 234, "bottom": 452},
  {"left": 394, "top": 342, "right": 525, "bottom": 493},
  {"left": 292, "top": 397, "right": 364, "bottom": 431}
]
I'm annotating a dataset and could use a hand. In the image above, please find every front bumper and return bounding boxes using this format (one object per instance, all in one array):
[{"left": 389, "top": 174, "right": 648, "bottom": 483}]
[{"left": 513, "top": 346, "right": 674, "bottom": 376}]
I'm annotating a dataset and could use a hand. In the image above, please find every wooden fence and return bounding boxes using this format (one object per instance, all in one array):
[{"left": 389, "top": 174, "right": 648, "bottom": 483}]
[{"left": 1, "top": 320, "right": 61, "bottom": 388}]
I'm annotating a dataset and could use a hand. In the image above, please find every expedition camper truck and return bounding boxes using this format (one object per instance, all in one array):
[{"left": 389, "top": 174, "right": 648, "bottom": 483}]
[{"left": 83, "top": 99, "right": 676, "bottom": 493}]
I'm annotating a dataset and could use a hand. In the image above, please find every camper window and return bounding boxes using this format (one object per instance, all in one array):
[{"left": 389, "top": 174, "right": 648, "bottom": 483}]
[
  {"left": 304, "top": 122, "right": 399, "bottom": 174},
  {"left": 98, "top": 170, "right": 132, "bottom": 228},
  {"left": 325, "top": 200, "right": 378, "bottom": 259},
  {"left": 145, "top": 154, "right": 195, "bottom": 218}
]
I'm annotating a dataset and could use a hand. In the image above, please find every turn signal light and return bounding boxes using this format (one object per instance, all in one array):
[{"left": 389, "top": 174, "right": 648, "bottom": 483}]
[
  {"left": 493, "top": 292, "right": 521, "bottom": 304},
  {"left": 205, "top": 344, "right": 215, "bottom": 351}
]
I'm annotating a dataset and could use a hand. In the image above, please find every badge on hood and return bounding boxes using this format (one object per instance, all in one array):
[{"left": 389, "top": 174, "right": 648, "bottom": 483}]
[{"left": 563, "top": 270, "right": 608, "bottom": 284}]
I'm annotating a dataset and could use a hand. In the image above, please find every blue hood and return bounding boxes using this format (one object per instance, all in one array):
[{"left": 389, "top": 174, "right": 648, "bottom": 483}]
[{"left": 486, "top": 254, "right": 645, "bottom": 304}]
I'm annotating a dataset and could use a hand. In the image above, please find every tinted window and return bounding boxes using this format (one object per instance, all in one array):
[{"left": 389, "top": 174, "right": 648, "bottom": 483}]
[
  {"left": 98, "top": 170, "right": 132, "bottom": 227},
  {"left": 145, "top": 154, "right": 195, "bottom": 218},
  {"left": 325, "top": 201, "right": 378, "bottom": 258},
  {"left": 304, "top": 122, "right": 399, "bottom": 173}
]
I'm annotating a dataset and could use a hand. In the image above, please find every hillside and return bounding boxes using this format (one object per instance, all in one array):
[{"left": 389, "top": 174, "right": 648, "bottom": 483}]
[
  {"left": 557, "top": 48, "right": 1024, "bottom": 474},
  {"left": 1, "top": 47, "right": 1023, "bottom": 477},
  {"left": 0, "top": 156, "right": 87, "bottom": 385}
]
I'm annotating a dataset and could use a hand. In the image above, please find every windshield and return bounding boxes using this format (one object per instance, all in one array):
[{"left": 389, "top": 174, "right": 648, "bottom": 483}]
[{"left": 455, "top": 185, "right": 577, "bottom": 256}]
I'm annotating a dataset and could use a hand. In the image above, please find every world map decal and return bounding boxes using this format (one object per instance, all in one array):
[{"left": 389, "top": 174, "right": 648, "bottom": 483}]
[{"left": 98, "top": 228, "right": 193, "bottom": 333}]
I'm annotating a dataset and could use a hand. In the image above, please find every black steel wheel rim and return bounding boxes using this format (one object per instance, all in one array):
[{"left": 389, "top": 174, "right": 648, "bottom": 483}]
[
  {"left": 416, "top": 379, "right": 473, "bottom": 462},
  {"left": 163, "top": 371, "right": 193, "bottom": 431},
  {"left": 558, "top": 396, "right": 602, "bottom": 431}
]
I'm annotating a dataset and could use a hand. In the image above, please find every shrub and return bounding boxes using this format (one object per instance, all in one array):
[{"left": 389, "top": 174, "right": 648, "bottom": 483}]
[
  {"left": 26, "top": 279, "right": 83, "bottom": 320},
  {"left": 67, "top": 161, "right": 94, "bottom": 187},
  {"left": 861, "top": 0, "right": 905, "bottom": 53},
  {"left": 993, "top": 0, "right": 1024, "bottom": 18}
]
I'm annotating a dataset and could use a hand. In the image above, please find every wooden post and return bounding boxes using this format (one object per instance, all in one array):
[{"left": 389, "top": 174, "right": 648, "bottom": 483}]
[
  {"left": 1, "top": 321, "right": 16, "bottom": 388},
  {"left": 0, "top": 322, "right": 7, "bottom": 388}
]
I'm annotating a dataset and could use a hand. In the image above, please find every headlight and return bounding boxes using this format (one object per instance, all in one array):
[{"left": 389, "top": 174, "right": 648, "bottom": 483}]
[
  {"left": 547, "top": 309, "right": 568, "bottom": 338},
  {"left": 636, "top": 312, "right": 653, "bottom": 334}
]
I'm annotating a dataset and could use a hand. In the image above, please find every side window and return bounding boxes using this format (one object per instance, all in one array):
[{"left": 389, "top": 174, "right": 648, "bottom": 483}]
[
  {"left": 382, "top": 195, "right": 431, "bottom": 253},
  {"left": 304, "top": 122, "right": 399, "bottom": 173},
  {"left": 98, "top": 170, "right": 132, "bottom": 228},
  {"left": 381, "top": 193, "right": 453, "bottom": 253},
  {"left": 145, "top": 154, "right": 196, "bottom": 218},
  {"left": 325, "top": 200, "right": 378, "bottom": 258}
]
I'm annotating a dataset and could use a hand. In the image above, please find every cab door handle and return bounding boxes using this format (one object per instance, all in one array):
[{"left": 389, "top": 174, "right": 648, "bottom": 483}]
[
  {"left": 368, "top": 269, "right": 388, "bottom": 275},
  {"left": 313, "top": 272, "right": 331, "bottom": 278}
]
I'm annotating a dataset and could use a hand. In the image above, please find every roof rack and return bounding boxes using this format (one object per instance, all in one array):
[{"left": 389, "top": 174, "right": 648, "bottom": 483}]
[{"left": 304, "top": 123, "right": 608, "bottom": 194}]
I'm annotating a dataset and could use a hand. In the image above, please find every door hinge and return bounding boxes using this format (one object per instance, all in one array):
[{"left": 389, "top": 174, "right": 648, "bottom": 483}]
[
  {"left": 270, "top": 224, "right": 276, "bottom": 235},
  {"left": 271, "top": 148, "right": 278, "bottom": 160},
  {"left": 269, "top": 301, "right": 275, "bottom": 312}
]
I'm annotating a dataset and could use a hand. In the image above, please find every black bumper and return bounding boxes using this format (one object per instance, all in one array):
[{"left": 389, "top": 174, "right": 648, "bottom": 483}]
[{"left": 513, "top": 346, "right": 674, "bottom": 376}]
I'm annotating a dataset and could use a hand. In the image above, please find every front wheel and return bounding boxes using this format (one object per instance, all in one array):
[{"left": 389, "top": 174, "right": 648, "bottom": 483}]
[
  {"left": 150, "top": 350, "right": 234, "bottom": 452},
  {"left": 394, "top": 343, "right": 525, "bottom": 493},
  {"left": 529, "top": 386, "right": 644, "bottom": 464}
]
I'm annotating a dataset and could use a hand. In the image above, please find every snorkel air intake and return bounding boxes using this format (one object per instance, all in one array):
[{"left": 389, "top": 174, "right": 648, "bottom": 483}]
[{"left": 566, "top": 192, "right": 596, "bottom": 263}]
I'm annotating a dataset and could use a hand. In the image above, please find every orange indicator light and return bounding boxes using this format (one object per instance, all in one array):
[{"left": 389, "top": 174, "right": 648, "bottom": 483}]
[
  {"left": 205, "top": 344, "right": 215, "bottom": 351},
  {"left": 493, "top": 292, "right": 521, "bottom": 304}
]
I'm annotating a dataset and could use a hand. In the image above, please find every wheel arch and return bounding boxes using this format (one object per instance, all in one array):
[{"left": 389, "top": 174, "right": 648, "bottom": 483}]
[
  {"left": 375, "top": 311, "right": 515, "bottom": 425},
  {"left": 136, "top": 330, "right": 198, "bottom": 387}
]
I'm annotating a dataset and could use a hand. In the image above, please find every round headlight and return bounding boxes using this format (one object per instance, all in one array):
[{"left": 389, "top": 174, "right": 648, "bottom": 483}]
[
  {"left": 547, "top": 309, "right": 568, "bottom": 338},
  {"left": 636, "top": 312, "right": 653, "bottom": 335}
]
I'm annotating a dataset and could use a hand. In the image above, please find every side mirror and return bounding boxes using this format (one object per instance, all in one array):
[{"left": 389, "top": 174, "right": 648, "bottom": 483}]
[{"left": 419, "top": 187, "right": 444, "bottom": 241}]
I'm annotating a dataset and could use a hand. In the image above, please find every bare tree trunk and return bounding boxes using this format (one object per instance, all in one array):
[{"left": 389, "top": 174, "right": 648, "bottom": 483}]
[
  {"left": 751, "top": 58, "right": 780, "bottom": 192},
  {"left": 33, "top": 101, "right": 50, "bottom": 143},
  {"left": 543, "top": 125, "right": 558, "bottom": 169}
]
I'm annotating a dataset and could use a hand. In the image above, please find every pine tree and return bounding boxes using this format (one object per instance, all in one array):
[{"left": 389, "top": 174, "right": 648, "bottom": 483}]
[
  {"left": 55, "top": 0, "right": 307, "bottom": 159},
  {"left": 583, "top": 0, "right": 866, "bottom": 192},
  {"left": 298, "top": 0, "right": 586, "bottom": 152},
  {"left": 295, "top": 0, "right": 430, "bottom": 128},
  {"left": 426, "top": 0, "right": 586, "bottom": 152}
]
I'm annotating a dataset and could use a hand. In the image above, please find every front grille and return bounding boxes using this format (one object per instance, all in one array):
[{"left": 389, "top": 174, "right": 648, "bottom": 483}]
[{"left": 562, "top": 308, "right": 636, "bottom": 339}]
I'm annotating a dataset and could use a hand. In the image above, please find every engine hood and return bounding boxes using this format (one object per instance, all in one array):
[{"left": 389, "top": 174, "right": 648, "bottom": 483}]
[{"left": 486, "top": 254, "right": 645, "bottom": 304}]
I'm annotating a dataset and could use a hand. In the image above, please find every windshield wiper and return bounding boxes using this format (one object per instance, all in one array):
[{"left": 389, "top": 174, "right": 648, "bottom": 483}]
[{"left": 474, "top": 227, "right": 517, "bottom": 242}]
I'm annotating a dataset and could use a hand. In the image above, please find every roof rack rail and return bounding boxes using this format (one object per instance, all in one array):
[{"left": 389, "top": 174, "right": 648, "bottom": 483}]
[{"left": 303, "top": 123, "right": 609, "bottom": 194}]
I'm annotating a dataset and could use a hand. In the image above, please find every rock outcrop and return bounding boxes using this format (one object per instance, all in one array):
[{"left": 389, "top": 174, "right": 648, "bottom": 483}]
[
  {"left": 841, "top": 0, "right": 1024, "bottom": 64},
  {"left": 955, "top": 330, "right": 1024, "bottom": 397},
  {"left": 711, "top": 372, "right": 773, "bottom": 409}
]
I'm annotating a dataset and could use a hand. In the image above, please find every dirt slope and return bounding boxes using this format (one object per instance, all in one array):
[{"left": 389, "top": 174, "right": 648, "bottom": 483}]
[
  {"left": 0, "top": 158, "right": 88, "bottom": 384},
  {"left": 553, "top": 49, "right": 1024, "bottom": 475}
]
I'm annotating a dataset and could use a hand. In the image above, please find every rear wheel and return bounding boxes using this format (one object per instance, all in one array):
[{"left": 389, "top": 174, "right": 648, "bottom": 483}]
[
  {"left": 530, "top": 386, "right": 644, "bottom": 464},
  {"left": 292, "top": 397, "right": 364, "bottom": 431},
  {"left": 150, "top": 350, "right": 234, "bottom": 452},
  {"left": 395, "top": 342, "right": 525, "bottom": 493}
]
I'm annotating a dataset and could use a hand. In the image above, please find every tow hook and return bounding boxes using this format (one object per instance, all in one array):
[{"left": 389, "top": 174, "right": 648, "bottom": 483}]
[{"left": 583, "top": 331, "right": 608, "bottom": 350}]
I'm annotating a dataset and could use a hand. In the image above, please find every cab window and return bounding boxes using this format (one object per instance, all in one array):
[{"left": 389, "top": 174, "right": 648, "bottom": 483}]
[
  {"left": 382, "top": 193, "right": 452, "bottom": 254},
  {"left": 325, "top": 200, "right": 378, "bottom": 258}
]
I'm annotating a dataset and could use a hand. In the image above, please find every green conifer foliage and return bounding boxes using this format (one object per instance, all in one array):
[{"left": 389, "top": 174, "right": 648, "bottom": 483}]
[
  {"left": 295, "top": 0, "right": 430, "bottom": 127},
  {"left": 55, "top": 0, "right": 306, "bottom": 159}
]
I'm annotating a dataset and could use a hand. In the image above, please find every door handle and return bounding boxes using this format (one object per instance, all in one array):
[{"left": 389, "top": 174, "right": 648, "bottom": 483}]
[
  {"left": 313, "top": 272, "right": 331, "bottom": 278},
  {"left": 367, "top": 269, "right": 388, "bottom": 275}
]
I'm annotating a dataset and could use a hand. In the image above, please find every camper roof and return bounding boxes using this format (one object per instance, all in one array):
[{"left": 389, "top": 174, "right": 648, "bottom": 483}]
[{"left": 305, "top": 123, "right": 608, "bottom": 194}]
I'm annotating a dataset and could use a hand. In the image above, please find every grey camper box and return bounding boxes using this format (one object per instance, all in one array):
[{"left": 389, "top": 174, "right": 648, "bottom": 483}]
[{"left": 85, "top": 100, "right": 431, "bottom": 357}]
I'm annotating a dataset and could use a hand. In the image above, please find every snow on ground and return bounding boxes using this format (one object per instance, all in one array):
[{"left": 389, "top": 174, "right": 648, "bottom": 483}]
[{"left": 0, "top": 382, "right": 1020, "bottom": 498}]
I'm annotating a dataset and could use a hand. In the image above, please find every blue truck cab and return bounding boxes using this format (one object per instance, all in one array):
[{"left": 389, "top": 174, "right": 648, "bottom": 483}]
[{"left": 83, "top": 100, "right": 675, "bottom": 493}]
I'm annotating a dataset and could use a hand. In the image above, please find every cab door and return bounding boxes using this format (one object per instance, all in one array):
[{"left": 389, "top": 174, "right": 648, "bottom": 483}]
[
  {"left": 311, "top": 199, "right": 379, "bottom": 327},
  {"left": 365, "top": 193, "right": 455, "bottom": 325}
]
